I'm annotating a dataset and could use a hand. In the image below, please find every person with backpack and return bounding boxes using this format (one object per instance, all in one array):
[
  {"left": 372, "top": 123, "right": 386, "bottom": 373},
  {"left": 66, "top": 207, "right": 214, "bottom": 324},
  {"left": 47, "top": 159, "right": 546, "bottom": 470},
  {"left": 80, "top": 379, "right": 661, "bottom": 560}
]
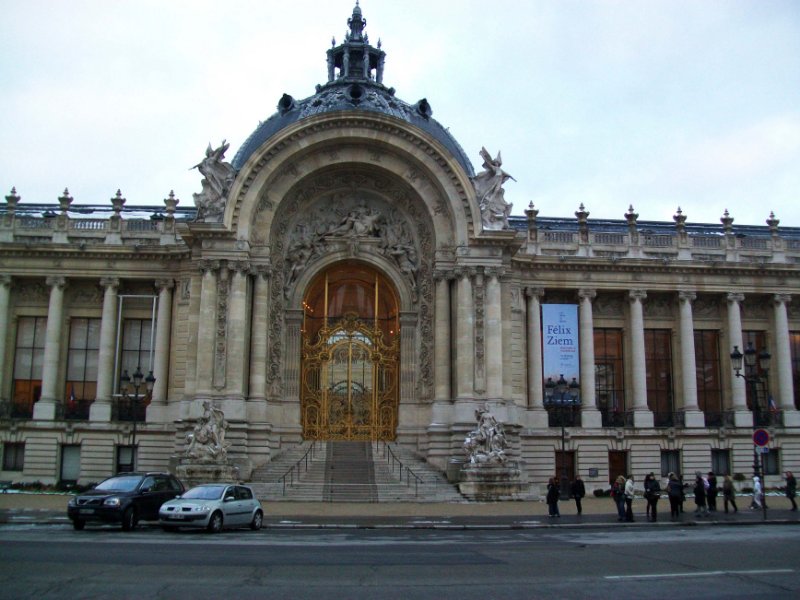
[
  {"left": 571, "top": 475, "right": 586, "bottom": 515},
  {"left": 667, "top": 472, "right": 682, "bottom": 520},
  {"left": 723, "top": 474, "right": 738, "bottom": 513},
  {"left": 613, "top": 475, "right": 626, "bottom": 522}
]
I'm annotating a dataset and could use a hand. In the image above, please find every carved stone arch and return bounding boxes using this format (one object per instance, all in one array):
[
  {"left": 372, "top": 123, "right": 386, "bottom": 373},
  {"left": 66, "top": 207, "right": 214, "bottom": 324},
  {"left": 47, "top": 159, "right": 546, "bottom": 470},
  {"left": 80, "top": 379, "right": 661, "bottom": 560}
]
[
  {"left": 227, "top": 113, "right": 477, "bottom": 247},
  {"left": 264, "top": 165, "right": 436, "bottom": 402}
]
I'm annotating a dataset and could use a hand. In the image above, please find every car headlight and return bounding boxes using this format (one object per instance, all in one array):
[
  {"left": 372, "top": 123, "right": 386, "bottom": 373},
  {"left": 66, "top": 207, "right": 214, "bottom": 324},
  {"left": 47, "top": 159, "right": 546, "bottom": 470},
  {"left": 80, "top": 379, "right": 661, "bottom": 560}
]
[
  {"left": 68, "top": 498, "right": 77, "bottom": 507},
  {"left": 194, "top": 505, "right": 211, "bottom": 513},
  {"left": 103, "top": 497, "right": 121, "bottom": 507}
]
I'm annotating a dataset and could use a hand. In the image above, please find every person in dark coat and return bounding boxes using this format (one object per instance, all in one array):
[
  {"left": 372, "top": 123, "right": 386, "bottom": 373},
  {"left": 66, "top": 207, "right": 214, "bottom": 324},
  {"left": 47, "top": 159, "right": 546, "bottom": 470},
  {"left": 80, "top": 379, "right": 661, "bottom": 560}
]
[
  {"left": 667, "top": 472, "right": 682, "bottom": 520},
  {"left": 722, "top": 474, "right": 738, "bottom": 513},
  {"left": 694, "top": 473, "right": 709, "bottom": 517},
  {"left": 786, "top": 471, "right": 797, "bottom": 511},
  {"left": 706, "top": 472, "right": 718, "bottom": 512},
  {"left": 570, "top": 475, "right": 586, "bottom": 515},
  {"left": 644, "top": 472, "right": 661, "bottom": 522},
  {"left": 546, "top": 477, "right": 560, "bottom": 517}
]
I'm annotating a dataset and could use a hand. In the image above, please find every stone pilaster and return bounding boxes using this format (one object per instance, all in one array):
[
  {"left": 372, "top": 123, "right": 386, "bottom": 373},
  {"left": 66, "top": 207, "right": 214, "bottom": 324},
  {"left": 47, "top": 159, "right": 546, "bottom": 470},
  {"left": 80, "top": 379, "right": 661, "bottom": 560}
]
[
  {"left": 726, "top": 293, "right": 751, "bottom": 427},
  {"left": 90, "top": 277, "right": 119, "bottom": 422},
  {"left": 579, "top": 289, "right": 601, "bottom": 428},
  {"left": 485, "top": 268, "right": 503, "bottom": 400},
  {"left": 628, "top": 290, "right": 653, "bottom": 427},
  {"left": 433, "top": 270, "right": 452, "bottom": 403},
  {"left": 454, "top": 268, "right": 475, "bottom": 401},
  {"left": 226, "top": 262, "right": 250, "bottom": 402},
  {"left": 195, "top": 261, "right": 218, "bottom": 396},
  {"left": 33, "top": 276, "right": 66, "bottom": 420},
  {"left": 678, "top": 291, "right": 704, "bottom": 428},
  {"left": 146, "top": 279, "right": 173, "bottom": 422},
  {"left": 525, "top": 287, "right": 547, "bottom": 427},
  {"left": 248, "top": 266, "right": 271, "bottom": 421},
  {"left": 0, "top": 275, "right": 11, "bottom": 401},
  {"left": 773, "top": 294, "right": 799, "bottom": 426}
]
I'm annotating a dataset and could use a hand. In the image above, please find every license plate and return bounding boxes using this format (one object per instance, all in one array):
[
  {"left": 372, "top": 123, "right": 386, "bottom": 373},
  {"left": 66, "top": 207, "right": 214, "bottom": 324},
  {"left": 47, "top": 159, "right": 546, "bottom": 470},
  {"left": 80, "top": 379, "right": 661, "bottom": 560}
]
[
  {"left": 79, "top": 509, "right": 94, "bottom": 515},
  {"left": 168, "top": 514, "right": 185, "bottom": 520}
]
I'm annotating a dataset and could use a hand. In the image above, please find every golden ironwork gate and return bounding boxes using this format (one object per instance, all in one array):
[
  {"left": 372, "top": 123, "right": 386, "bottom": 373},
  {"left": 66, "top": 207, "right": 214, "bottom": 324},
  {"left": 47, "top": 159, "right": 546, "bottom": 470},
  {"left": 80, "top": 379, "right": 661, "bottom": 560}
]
[{"left": 301, "top": 314, "right": 398, "bottom": 440}]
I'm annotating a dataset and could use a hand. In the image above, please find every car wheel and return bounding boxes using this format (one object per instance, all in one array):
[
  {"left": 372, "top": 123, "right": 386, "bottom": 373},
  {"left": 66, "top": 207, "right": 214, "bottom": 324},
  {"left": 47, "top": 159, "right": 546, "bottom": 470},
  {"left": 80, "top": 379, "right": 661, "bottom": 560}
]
[
  {"left": 207, "top": 511, "right": 223, "bottom": 534},
  {"left": 250, "top": 510, "right": 263, "bottom": 531},
  {"left": 121, "top": 507, "right": 137, "bottom": 532},
  {"left": 72, "top": 519, "right": 85, "bottom": 531}
]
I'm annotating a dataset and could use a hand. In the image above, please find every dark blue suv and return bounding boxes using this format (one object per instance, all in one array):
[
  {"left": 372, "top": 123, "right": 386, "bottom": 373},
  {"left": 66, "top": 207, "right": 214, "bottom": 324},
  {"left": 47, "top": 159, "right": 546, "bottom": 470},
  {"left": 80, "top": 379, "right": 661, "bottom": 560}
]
[{"left": 67, "top": 472, "right": 184, "bottom": 531}]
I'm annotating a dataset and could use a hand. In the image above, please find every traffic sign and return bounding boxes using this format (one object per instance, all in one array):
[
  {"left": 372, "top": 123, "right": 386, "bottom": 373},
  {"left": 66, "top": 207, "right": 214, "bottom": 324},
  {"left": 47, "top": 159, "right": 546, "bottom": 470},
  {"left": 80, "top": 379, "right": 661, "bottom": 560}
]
[{"left": 753, "top": 428, "right": 770, "bottom": 447}]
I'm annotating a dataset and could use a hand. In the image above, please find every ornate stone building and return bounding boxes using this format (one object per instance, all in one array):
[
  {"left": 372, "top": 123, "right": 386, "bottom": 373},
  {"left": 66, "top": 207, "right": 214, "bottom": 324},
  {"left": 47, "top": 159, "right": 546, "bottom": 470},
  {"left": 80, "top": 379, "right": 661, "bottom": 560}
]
[{"left": 1, "top": 5, "right": 799, "bottom": 494}]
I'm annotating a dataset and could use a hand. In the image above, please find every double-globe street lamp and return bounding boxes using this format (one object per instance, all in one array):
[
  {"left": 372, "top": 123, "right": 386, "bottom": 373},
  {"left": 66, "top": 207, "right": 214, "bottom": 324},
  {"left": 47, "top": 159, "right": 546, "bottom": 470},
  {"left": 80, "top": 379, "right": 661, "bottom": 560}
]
[
  {"left": 544, "top": 374, "right": 581, "bottom": 500},
  {"left": 730, "top": 342, "right": 771, "bottom": 519},
  {"left": 120, "top": 366, "right": 155, "bottom": 470}
]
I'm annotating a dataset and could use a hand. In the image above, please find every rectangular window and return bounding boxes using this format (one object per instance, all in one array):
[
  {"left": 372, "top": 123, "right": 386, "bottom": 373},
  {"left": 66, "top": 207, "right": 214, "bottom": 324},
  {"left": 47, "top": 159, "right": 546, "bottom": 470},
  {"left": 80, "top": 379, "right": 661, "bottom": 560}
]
[
  {"left": 695, "top": 330, "right": 723, "bottom": 426},
  {"left": 645, "top": 329, "right": 674, "bottom": 426},
  {"left": 711, "top": 449, "right": 730, "bottom": 476},
  {"left": 762, "top": 449, "right": 780, "bottom": 476},
  {"left": 120, "top": 319, "right": 153, "bottom": 382},
  {"left": 789, "top": 332, "right": 800, "bottom": 410},
  {"left": 595, "top": 328, "right": 625, "bottom": 426},
  {"left": 12, "top": 317, "right": 47, "bottom": 418},
  {"left": 743, "top": 331, "right": 768, "bottom": 411},
  {"left": 65, "top": 318, "right": 100, "bottom": 420},
  {"left": 59, "top": 444, "right": 81, "bottom": 483},
  {"left": 116, "top": 446, "right": 135, "bottom": 474},
  {"left": 660, "top": 450, "right": 680, "bottom": 478},
  {"left": 2, "top": 442, "right": 25, "bottom": 471}
]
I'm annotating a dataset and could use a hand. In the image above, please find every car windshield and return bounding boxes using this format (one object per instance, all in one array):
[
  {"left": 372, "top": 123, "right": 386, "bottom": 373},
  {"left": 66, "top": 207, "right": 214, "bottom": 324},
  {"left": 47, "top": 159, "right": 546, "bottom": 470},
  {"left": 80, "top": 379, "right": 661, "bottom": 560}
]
[
  {"left": 94, "top": 476, "right": 143, "bottom": 492},
  {"left": 181, "top": 486, "right": 226, "bottom": 500}
]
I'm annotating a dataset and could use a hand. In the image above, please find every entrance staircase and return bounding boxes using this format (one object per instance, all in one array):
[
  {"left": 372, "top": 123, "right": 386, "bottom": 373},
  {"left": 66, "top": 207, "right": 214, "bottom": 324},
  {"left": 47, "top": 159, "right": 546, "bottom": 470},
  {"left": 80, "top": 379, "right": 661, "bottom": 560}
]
[{"left": 248, "top": 441, "right": 465, "bottom": 503}]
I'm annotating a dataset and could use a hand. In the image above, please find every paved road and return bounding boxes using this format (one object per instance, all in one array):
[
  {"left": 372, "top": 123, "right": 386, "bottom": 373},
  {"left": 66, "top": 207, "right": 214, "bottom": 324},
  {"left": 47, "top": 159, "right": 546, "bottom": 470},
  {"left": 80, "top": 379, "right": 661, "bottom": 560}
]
[{"left": 0, "top": 524, "right": 797, "bottom": 599}]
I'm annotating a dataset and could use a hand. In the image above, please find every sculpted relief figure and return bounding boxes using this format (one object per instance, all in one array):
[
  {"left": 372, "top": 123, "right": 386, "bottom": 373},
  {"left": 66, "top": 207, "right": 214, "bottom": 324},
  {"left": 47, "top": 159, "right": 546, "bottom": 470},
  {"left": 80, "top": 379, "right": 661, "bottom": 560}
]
[
  {"left": 185, "top": 400, "right": 231, "bottom": 463},
  {"left": 472, "top": 147, "right": 515, "bottom": 231},
  {"left": 463, "top": 404, "right": 508, "bottom": 465},
  {"left": 192, "top": 141, "right": 236, "bottom": 222}
]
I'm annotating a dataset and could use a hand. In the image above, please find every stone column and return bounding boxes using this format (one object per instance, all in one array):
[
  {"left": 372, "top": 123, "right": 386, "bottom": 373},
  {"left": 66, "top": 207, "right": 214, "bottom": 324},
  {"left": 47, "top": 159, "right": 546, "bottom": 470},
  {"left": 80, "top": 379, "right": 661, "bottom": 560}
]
[
  {"left": 0, "top": 276, "right": 11, "bottom": 401},
  {"left": 33, "top": 276, "right": 66, "bottom": 420},
  {"left": 433, "top": 271, "right": 451, "bottom": 403},
  {"left": 248, "top": 267, "right": 270, "bottom": 421},
  {"left": 90, "top": 277, "right": 119, "bottom": 421},
  {"left": 525, "top": 287, "right": 547, "bottom": 427},
  {"left": 283, "top": 309, "right": 303, "bottom": 423},
  {"left": 454, "top": 268, "right": 475, "bottom": 402},
  {"left": 146, "top": 279, "right": 173, "bottom": 422},
  {"left": 579, "top": 289, "right": 601, "bottom": 428},
  {"left": 678, "top": 291, "right": 705, "bottom": 428},
  {"left": 726, "top": 293, "right": 751, "bottom": 427},
  {"left": 628, "top": 289, "right": 653, "bottom": 427},
  {"left": 485, "top": 268, "right": 503, "bottom": 400},
  {"left": 226, "top": 263, "right": 250, "bottom": 404},
  {"left": 773, "top": 294, "right": 799, "bottom": 426},
  {"left": 195, "top": 261, "right": 218, "bottom": 396}
]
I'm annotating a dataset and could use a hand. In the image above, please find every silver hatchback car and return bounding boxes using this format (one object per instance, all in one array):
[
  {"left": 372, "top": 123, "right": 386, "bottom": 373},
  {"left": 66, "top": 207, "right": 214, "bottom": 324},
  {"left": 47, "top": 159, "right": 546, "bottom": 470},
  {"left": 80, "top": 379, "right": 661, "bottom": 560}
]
[{"left": 159, "top": 483, "right": 263, "bottom": 533}]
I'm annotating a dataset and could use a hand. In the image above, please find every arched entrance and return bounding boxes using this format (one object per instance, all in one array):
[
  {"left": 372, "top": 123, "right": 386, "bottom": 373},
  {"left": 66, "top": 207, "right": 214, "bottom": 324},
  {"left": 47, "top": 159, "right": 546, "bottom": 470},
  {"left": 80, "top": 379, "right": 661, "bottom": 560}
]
[{"left": 300, "top": 262, "right": 399, "bottom": 441}]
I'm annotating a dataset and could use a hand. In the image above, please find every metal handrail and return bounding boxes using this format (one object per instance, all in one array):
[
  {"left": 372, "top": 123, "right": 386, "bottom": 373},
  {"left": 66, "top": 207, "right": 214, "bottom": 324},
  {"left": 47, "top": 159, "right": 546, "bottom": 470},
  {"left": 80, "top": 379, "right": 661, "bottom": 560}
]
[
  {"left": 378, "top": 441, "right": 423, "bottom": 497},
  {"left": 277, "top": 441, "right": 319, "bottom": 495}
]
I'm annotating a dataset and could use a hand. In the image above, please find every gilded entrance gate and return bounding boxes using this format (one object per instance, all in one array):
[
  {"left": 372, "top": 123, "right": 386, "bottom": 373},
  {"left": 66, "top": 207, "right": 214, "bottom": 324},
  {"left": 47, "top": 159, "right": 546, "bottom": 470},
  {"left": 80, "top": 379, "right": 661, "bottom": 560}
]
[{"left": 300, "top": 263, "right": 400, "bottom": 441}]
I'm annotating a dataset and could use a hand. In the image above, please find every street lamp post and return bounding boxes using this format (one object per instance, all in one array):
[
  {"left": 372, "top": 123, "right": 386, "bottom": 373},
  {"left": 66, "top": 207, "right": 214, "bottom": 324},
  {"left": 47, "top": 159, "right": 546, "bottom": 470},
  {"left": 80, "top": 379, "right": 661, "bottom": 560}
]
[
  {"left": 544, "top": 374, "right": 581, "bottom": 500},
  {"left": 119, "top": 366, "right": 156, "bottom": 470},
  {"left": 730, "top": 342, "right": 770, "bottom": 520}
]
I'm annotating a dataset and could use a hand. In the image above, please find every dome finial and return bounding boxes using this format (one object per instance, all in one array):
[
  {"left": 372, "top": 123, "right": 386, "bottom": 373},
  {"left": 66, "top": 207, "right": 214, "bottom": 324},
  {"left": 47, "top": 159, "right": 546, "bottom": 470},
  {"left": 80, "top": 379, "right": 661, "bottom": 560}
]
[{"left": 348, "top": 1, "right": 367, "bottom": 41}]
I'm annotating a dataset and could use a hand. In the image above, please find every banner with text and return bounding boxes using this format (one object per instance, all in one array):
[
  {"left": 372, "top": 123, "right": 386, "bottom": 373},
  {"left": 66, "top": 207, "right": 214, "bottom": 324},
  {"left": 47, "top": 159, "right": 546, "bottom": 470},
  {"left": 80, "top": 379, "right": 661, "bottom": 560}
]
[{"left": 542, "top": 304, "right": 580, "bottom": 385}]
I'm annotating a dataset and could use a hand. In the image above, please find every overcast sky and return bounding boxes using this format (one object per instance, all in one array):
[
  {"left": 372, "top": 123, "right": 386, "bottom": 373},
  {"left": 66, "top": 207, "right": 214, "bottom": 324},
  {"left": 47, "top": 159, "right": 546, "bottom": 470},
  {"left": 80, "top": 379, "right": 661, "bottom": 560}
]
[{"left": 1, "top": 0, "right": 798, "bottom": 228}]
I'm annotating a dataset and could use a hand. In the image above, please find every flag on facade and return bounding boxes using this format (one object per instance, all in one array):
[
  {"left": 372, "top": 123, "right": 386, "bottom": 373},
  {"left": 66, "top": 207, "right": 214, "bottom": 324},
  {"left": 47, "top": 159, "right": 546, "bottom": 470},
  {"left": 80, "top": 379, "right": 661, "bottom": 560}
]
[{"left": 768, "top": 395, "right": 778, "bottom": 412}]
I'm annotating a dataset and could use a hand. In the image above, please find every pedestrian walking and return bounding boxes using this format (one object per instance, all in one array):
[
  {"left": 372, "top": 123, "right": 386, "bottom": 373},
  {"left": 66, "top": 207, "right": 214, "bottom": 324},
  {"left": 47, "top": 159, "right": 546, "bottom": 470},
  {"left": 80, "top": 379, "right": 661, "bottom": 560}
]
[
  {"left": 785, "top": 471, "right": 797, "bottom": 511},
  {"left": 644, "top": 472, "right": 661, "bottom": 522},
  {"left": 667, "top": 472, "right": 682, "bottom": 520},
  {"left": 613, "top": 475, "right": 626, "bottom": 521},
  {"left": 706, "top": 472, "right": 718, "bottom": 512},
  {"left": 571, "top": 475, "right": 586, "bottom": 515},
  {"left": 694, "top": 473, "right": 709, "bottom": 517},
  {"left": 678, "top": 473, "right": 686, "bottom": 513},
  {"left": 751, "top": 475, "right": 763, "bottom": 510},
  {"left": 722, "top": 474, "right": 738, "bottom": 513},
  {"left": 546, "top": 477, "right": 560, "bottom": 517},
  {"left": 624, "top": 474, "right": 635, "bottom": 522}
]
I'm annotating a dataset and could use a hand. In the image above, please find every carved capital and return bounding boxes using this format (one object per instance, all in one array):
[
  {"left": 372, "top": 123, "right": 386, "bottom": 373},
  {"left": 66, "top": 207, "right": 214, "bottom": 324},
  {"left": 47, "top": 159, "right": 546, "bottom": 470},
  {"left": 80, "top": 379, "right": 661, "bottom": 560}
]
[
  {"left": 198, "top": 259, "right": 220, "bottom": 275},
  {"left": 46, "top": 276, "right": 67, "bottom": 290},
  {"left": 99, "top": 277, "right": 120, "bottom": 290},
  {"left": 155, "top": 279, "right": 175, "bottom": 292},
  {"left": 726, "top": 292, "right": 745, "bottom": 305},
  {"left": 524, "top": 286, "right": 544, "bottom": 299},
  {"left": 230, "top": 260, "right": 252, "bottom": 276},
  {"left": 578, "top": 288, "right": 597, "bottom": 301},
  {"left": 678, "top": 290, "right": 696, "bottom": 303},
  {"left": 629, "top": 289, "right": 647, "bottom": 303},
  {"left": 774, "top": 293, "right": 792, "bottom": 306},
  {"left": 0, "top": 274, "right": 11, "bottom": 288}
]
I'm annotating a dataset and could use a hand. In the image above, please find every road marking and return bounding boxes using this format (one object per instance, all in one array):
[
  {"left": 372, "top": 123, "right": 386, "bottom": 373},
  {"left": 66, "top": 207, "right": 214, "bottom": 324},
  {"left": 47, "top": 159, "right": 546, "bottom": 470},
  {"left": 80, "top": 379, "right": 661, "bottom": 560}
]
[{"left": 606, "top": 569, "right": 794, "bottom": 580}]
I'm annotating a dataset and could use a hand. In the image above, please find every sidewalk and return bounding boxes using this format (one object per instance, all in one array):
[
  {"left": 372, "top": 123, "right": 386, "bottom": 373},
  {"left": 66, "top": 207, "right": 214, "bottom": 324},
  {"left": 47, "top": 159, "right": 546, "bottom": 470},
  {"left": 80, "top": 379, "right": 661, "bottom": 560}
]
[{"left": 1, "top": 492, "right": 799, "bottom": 529}]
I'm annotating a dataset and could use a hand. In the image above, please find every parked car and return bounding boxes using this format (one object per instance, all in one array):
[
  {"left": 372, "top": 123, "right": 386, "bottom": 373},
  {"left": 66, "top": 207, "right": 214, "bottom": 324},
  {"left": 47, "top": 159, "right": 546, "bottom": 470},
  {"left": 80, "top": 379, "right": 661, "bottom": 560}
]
[
  {"left": 159, "top": 483, "right": 263, "bottom": 533},
  {"left": 67, "top": 472, "right": 184, "bottom": 531}
]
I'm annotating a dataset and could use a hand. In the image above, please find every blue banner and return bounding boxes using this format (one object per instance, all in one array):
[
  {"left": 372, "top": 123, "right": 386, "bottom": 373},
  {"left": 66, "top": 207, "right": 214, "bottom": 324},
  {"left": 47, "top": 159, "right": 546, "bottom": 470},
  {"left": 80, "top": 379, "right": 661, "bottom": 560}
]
[{"left": 541, "top": 304, "right": 580, "bottom": 384}]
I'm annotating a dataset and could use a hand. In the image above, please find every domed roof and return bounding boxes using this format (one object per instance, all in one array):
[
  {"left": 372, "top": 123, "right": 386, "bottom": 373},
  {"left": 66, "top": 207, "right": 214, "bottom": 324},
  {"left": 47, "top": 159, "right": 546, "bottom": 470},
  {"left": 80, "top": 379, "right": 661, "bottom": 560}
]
[{"left": 231, "top": 4, "right": 474, "bottom": 177}]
